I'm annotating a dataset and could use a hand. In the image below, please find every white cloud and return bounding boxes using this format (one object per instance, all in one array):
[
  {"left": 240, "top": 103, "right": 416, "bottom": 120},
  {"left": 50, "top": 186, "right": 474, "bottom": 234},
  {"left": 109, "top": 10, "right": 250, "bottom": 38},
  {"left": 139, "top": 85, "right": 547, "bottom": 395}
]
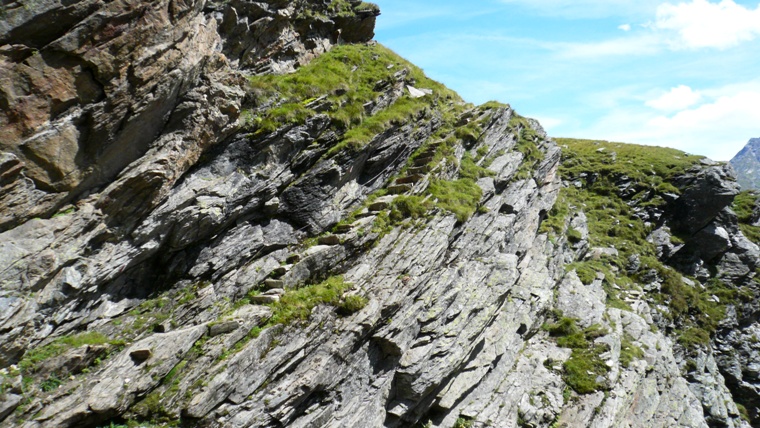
[
  {"left": 553, "top": 34, "right": 662, "bottom": 58},
  {"left": 619, "top": 24, "right": 632, "bottom": 31},
  {"left": 654, "top": 0, "right": 760, "bottom": 49},
  {"left": 645, "top": 85, "right": 702, "bottom": 111}
]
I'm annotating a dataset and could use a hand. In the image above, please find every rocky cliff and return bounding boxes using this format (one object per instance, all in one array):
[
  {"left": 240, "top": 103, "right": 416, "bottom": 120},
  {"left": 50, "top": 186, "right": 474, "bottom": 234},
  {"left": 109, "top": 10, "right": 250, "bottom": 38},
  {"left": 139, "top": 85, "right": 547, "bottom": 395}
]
[
  {"left": 731, "top": 138, "right": 760, "bottom": 191},
  {"left": 1, "top": 2, "right": 760, "bottom": 428}
]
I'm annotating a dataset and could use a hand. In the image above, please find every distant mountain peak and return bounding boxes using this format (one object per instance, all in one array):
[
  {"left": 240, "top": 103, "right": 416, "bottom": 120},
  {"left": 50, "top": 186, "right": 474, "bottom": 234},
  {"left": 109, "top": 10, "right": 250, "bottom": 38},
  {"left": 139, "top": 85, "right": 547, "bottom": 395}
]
[{"left": 730, "top": 137, "right": 760, "bottom": 190}]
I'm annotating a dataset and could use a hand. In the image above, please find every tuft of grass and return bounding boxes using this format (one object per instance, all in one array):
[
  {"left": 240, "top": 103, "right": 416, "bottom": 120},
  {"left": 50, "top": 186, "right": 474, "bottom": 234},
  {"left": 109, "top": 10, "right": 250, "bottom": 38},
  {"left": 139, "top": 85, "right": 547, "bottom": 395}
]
[
  {"left": 52, "top": 207, "right": 76, "bottom": 218},
  {"left": 390, "top": 195, "right": 431, "bottom": 222},
  {"left": 454, "top": 121, "right": 481, "bottom": 143},
  {"left": 619, "top": 334, "right": 645, "bottom": 368},
  {"left": 566, "top": 227, "right": 583, "bottom": 244},
  {"left": 39, "top": 374, "right": 62, "bottom": 392},
  {"left": 459, "top": 152, "right": 494, "bottom": 181},
  {"left": 733, "top": 191, "right": 759, "bottom": 222},
  {"left": 737, "top": 403, "right": 751, "bottom": 423},
  {"left": 266, "top": 276, "right": 353, "bottom": 326},
  {"left": 510, "top": 114, "right": 544, "bottom": 181},
  {"left": 539, "top": 190, "right": 571, "bottom": 237},
  {"left": 337, "top": 295, "right": 369, "bottom": 316},
  {"left": 678, "top": 327, "right": 711, "bottom": 348},
  {"left": 221, "top": 276, "right": 356, "bottom": 361},
  {"left": 325, "top": 0, "right": 379, "bottom": 17},
  {"left": 428, "top": 179, "right": 482, "bottom": 223}
]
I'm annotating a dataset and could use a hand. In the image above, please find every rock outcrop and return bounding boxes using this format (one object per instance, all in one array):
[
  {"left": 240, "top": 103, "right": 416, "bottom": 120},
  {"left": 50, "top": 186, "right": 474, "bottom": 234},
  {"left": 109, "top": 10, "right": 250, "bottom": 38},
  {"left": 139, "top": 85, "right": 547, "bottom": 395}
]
[{"left": 1, "top": 2, "right": 759, "bottom": 428}]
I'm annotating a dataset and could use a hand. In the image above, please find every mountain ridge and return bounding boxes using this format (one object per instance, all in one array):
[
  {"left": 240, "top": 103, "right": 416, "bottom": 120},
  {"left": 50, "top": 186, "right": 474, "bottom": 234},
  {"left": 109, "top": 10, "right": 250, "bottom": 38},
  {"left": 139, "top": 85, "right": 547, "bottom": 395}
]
[{"left": 731, "top": 137, "right": 760, "bottom": 191}]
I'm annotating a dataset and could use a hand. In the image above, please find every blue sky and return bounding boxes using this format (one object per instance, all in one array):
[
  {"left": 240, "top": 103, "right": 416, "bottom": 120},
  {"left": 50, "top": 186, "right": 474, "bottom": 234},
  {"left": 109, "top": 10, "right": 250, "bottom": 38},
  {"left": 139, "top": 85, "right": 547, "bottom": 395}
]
[{"left": 372, "top": 0, "right": 760, "bottom": 161}]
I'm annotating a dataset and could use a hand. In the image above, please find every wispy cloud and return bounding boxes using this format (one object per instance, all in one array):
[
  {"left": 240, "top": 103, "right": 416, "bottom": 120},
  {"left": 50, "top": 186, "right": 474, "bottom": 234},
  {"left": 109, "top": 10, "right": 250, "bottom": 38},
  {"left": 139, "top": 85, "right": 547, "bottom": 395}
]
[
  {"left": 645, "top": 85, "right": 702, "bottom": 111},
  {"left": 550, "top": 34, "right": 663, "bottom": 58},
  {"left": 653, "top": 0, "right": 760, "bottom": 49}
]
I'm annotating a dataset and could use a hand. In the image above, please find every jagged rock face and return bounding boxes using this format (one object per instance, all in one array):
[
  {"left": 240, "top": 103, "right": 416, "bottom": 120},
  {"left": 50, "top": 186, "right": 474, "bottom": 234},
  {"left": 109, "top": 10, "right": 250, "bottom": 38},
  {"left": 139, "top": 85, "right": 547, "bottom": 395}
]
[
  {"left": 1, "top": 2, "right": 759, "bottom": 428},
  {"left": 731, "top": 138, "right": 760, "bottom": 190},
  {"left": 0, "top": 0, "right": 377, "bottom": 230}
]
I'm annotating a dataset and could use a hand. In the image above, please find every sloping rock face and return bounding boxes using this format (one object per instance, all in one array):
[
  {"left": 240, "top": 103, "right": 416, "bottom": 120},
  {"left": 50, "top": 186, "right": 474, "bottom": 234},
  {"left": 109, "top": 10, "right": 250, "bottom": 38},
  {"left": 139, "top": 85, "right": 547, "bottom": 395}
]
[
  {"left": 731, "top": 138, "right": 760, "bottom": 191},
  {"left": 1, "top": 2, "right": 759, "bottom": 428},
  {"left": 0, "top": 0, "right": 376, "bottom": 230}
]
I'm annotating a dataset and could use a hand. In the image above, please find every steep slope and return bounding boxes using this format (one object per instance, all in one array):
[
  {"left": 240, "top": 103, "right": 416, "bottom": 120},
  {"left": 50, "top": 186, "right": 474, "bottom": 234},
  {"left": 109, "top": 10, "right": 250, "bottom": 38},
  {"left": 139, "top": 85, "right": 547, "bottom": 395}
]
[
  {"left": 1, "top": 2, "right": 759, "bottom": 428},
  {"left": 731, "top": 138, "right": 760, "bottom": 190}
]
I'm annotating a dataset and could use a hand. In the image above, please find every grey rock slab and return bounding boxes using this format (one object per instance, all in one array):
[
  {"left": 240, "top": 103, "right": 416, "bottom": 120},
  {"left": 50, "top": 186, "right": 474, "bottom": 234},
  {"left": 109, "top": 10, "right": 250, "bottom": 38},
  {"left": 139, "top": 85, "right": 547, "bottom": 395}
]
[
  {"left": 0, "top": 393, "right": 21, "bottom": 421},
  {"left": 208, "top": 321, "right": 240, "bottom": 337},
  {"left": 557, "top": 271, "right": 606, "bottom": 328},
  {"left": 86, "top": 325, "right": 207, "bottom": 413},
  {"left": 251, "top": 295, "right": 279, "bottom": 304}
]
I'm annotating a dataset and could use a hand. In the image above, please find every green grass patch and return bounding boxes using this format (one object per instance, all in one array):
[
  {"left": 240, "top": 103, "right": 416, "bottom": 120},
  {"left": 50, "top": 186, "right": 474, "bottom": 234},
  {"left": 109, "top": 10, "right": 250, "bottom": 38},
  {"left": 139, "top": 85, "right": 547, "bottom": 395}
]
[
  {"left": 740, "top": 223, "right": 760, "bottom": 246},
  {"left": 454, "top": 121, "right": 482, "bottom": 143},
  {"left": 733, "top": 191, "right": 760, "bottom": 245},
  {"left": 325, "top": 0, "right": 379, "bottom": 17},
  {"left": 19, "top": 332, "right": 124, "bottom": 373},
  {"left": 460, "top": 152, "right": 494, "bottom": 181},
  {"left": 556, "top": 138, "right": 704, "bottom": 194},
  {"left": 39, "top": 374, "right": 62, "bottom": 392},
  {"left": 566, "top": 227, "right": 583, "bottom": 244},
  {"left": 52, "top": 207, "right": 76, "bottom": 218},
  {"left": 678, "top": 327, "right": 711, "bottom": 348},
  {"left": 132, "top": 390, "right": 173, "bottom": 424},
  {"left": 732, "top": 190, "right": 758, "bottom": 222},
  {"left": 620, "top": 334, "right": 645, "bottom": 368},
  {"left": 428, "top": 179, "right": 482, "bottom": 223},
  {"left": 737, "top": 403, "right": 751, "bottom": 423},
  {"left": 539, "top": 190, "right": 571, "bottom": 237},
  {"left": 543, "top": 316, "right": 610, "bottom": 394},
  {"left": 267, "top": 276, "right": 353, "bottom": 325},
  {"left": 221, "top": 276, "right": 358, "bottom": 361},
  {"left": 390, "top": 195, "right": 431, "bottom": 222},
  {"left": 245, "top": 43, "right": 459, "bottom": 156},
  {"left": 296, "top": 0, "right": 379, "bottom": 19},
  {"left": 453, "top": 417, "right": 474, "bottom": 428},
  {"left": 337, "top": 295, "right": 369, "bottom": 316}
]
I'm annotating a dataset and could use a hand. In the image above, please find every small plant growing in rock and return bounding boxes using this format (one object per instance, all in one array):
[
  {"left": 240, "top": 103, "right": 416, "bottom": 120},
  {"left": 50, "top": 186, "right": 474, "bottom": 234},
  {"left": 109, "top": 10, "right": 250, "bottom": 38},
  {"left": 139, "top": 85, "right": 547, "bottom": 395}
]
[
  {"left": 453, "top": 416, "right": 474, "bottom": 428},
  {"left": 566, "top": 227, "right": 583, "bottom": 243},
  {"left": 337, "top": 295, "right": 369, "bottom": 316},
  {"left": 39, "top": 374, "right": 62, "bottom": 392},
  {"left": 619, "top": 334, "right": 645, "bottom": 368},
  {"left": 390, "top": 195, "right": 430, "bottom": 221}
]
